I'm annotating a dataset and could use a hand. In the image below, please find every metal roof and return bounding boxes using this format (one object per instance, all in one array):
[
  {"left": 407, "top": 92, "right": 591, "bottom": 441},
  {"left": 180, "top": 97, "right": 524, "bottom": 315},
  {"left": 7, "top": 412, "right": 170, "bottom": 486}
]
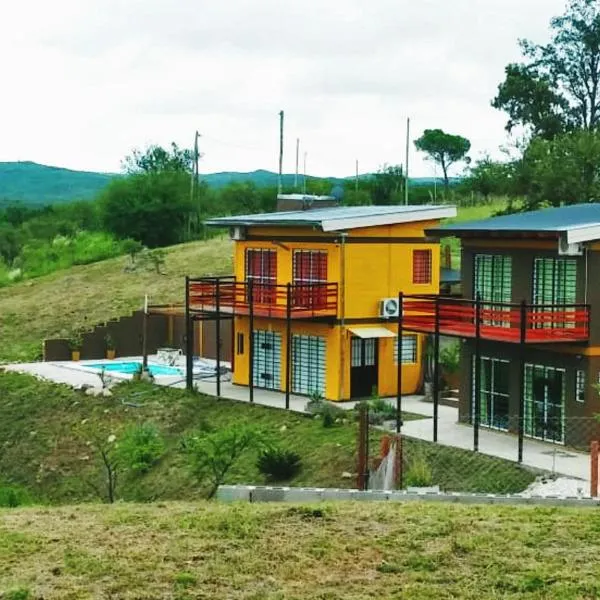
[
  {"left": 430, "top": 203, "right": 600, "bottom": 243},
  {"left": 205, "top": 205, "right": 457, "bottom": 232}
]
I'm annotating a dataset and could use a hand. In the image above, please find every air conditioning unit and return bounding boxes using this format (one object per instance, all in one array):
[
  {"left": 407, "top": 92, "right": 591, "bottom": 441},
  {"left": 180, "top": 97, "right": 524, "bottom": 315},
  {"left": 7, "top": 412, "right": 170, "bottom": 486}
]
[
  {"left": 380, "top": 297, "right": 400, "bottom": 319},
  {"left": 558, "top": 238, "right": 583, "bottom": 256},
  {"left": 230, "top": 226, "right": 246, "bottom": 241}
]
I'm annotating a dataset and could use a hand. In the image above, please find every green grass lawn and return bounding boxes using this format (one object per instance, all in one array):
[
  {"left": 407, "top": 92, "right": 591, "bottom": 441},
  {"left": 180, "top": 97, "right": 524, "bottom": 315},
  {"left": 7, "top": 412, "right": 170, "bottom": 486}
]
[
  {"left": 0, "top": 371, "right": 534, "bottom": 505},
  {"left": 1, "top": 500, "right": 599, "bottom": 599}
]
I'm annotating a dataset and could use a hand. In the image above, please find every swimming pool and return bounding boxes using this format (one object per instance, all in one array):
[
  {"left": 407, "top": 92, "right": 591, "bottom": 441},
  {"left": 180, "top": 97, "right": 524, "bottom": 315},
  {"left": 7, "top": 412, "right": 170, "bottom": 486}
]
[{"left": 86, "top": 361, "right": 182, "bottom": 376}]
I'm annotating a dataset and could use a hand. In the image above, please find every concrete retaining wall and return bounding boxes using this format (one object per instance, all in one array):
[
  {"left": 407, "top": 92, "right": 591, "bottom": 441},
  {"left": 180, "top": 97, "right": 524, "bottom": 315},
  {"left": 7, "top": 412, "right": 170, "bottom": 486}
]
[{"left": 217, "top": 485, "right": 600, "bottom": 507}]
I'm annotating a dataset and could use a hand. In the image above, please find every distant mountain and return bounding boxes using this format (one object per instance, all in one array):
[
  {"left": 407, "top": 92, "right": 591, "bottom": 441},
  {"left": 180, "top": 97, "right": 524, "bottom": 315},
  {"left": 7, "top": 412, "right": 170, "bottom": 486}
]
[
  {"left": 0, "top": 162, "right": 459, "bottom": 206},
  {"left": 0, "top": 162, "right": 115, "bottom": 205}
]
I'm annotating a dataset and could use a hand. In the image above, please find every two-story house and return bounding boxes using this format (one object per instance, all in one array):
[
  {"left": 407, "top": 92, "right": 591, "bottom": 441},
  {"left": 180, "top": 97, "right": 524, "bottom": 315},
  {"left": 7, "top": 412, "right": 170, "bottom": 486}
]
[
  {"left": 403, "top": 204, "right": 599, "bottom": 450},
  {"left": 186, "top": 196, "right": 456, "bottom": 402}
]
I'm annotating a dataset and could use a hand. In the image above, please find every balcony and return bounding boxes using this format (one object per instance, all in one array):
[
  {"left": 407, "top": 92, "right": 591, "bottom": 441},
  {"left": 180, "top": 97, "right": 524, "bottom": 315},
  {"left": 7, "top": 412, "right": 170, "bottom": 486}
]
[
  {"left": 402, "top": 295, "right": 590, "bottom": 344},
  {"left": 187, "top": 276, "right": 338, "bottom": 320}
]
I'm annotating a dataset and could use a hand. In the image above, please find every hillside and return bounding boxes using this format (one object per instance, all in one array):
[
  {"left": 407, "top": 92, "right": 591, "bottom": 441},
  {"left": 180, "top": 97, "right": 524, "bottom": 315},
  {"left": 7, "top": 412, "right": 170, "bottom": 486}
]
[
  {"left": 0, "top": 236, "right": 233, "bottom": 362},
  {"left": 0, "top": 500, "right": 598, "bottom": 599},
  {"left": 0, "top": 162, "right": 115, "bottom": 205}
]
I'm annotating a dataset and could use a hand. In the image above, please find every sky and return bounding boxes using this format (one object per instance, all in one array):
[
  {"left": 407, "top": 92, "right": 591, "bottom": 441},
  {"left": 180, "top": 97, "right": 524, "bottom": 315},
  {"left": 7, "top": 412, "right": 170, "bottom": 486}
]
[{"left": 0, "top": 0, "right": 566, "bottom": 178}]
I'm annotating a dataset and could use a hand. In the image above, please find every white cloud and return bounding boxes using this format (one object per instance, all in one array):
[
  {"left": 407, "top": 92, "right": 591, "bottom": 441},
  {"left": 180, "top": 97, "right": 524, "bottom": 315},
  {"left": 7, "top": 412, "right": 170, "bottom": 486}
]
[{"left": 0, "top": 0, "right": 566, "bottom": 178}]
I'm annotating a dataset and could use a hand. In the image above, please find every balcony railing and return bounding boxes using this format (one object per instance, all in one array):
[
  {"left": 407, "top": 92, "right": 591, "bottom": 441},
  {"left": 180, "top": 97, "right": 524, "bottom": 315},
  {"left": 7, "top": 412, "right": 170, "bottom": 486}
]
[
  {"left": 401, "top": 295, "right": 590, "bottom": 344},
  {"left": 187, "top": 276, "right": 338, "bottom": 319}
]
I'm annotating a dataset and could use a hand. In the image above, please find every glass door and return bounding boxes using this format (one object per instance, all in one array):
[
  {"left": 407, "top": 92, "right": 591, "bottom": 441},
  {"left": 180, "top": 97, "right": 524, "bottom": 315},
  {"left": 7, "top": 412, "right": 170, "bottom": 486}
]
[{"left": 524, "top": 364, "right": 565, "bottom": 443}]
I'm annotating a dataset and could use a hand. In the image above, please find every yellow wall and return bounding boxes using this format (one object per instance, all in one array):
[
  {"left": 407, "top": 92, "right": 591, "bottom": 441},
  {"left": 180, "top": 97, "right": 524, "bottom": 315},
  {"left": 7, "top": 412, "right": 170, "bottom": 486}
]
[
  {"left": 233, "top": 317, "right": 423, "bottom": 401},
  {"left": 228, "top": 218, "right": 436, "bottom": 400}
]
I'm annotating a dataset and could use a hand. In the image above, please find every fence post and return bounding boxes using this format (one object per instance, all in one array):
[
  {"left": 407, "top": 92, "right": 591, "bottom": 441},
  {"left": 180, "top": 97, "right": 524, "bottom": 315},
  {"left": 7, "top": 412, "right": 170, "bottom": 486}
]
[
  {"left": 473, "top": 294, "right": 482, "bottom": 452},
  {"left": 518, "top": 300, "right": 527, "bottom": 463},
  {"left": 395, "top": 434, "right": 403, "bottom": 490},
  {"left": 285, "top": 283, "right": 292, "bottom": 411},
  {"left": 248, "top": 280, "right": 255, "bottom": 404},
  {"left": 433, "top": 297, "right": 440, "bottom": 443},
  {"left": 215, "top": 278, "right": 221, "bottom": 398},
  {"left": 357, "top": 404, "right": 369, "bottom": 491},
  {"left": 396, "top": 292, "right": 404, "bottom": 434},
  {"left": 591, "top": 441, "right": 599, "bottom": 498},
  {"left": 185, "top": 276, "right": 194, "bottom": 392}
]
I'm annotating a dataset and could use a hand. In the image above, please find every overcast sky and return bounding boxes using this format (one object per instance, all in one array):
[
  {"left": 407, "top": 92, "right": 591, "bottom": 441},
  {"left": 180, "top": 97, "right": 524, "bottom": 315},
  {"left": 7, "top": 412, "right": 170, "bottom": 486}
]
[{"left": 0, "top": 0, "right": 565, "bottom": 178}]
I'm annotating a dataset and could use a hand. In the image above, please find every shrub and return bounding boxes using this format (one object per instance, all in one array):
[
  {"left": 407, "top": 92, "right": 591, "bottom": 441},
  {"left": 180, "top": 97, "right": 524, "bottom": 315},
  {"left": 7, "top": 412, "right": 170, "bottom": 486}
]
[
  {"left": 440, "top": 342, "right": 460, "bottom": 374},
  {"left": 257, "top": 447, "right": 302, "bottom": 481},
  {"left": 4, "top": 588, "right": 31, "bottom": 600},
  {"left": 404, "top": 453, "right": 434, "bottom": 488},
  {"left": 117, "top": 423, "right": 165, "bottom": 474},
  {"left": 305, "top": 392, "right": 345, "bottom": 427},
  {"left": 0, "top": 484, "right": 32, "bottom": 508}
]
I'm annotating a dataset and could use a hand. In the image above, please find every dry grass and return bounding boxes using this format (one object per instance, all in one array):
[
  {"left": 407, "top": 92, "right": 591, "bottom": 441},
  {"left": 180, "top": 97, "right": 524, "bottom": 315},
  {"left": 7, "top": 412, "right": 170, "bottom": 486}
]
[
  {"left": 0, "top": 236, "right": 233, "bottom": 361},
  {"left": 1, "top": 500, "right": 600, "bottom": 599}
]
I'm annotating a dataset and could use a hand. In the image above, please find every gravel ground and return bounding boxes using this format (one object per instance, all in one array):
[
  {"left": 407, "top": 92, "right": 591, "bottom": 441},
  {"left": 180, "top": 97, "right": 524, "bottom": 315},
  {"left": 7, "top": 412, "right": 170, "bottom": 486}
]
[{"left": 523, "top": 476, "right": 589, "bottom": 498}]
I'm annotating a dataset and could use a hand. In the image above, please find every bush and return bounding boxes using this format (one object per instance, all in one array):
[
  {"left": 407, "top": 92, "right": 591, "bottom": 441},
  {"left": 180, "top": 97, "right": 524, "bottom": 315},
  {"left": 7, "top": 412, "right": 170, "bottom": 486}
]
[
  {"left": 257, "top": 447, "right": 302, "bottom": 481},
  {"left": 440, "top": 342, "right": 460, "bottom": 374},
  {"left": 0, "top": 484, "right": 32, "bottom": 508},
  {"left": 305, "top": 392, "right": 345, "bottom": 427},
  {"left": 404, "top": 454, "right": 434, "bottom": 488},
  {"left": 117, "top": 423, "right": 165, "bottom": 474}
]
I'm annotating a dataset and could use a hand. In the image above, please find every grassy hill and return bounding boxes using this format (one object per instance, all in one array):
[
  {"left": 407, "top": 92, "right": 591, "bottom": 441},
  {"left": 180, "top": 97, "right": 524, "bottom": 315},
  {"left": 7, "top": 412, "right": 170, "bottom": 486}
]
[
  {"left": 1, "top": 500, "right": 599, "bottom": 599},
  {"left": 0, "top": 236, "right": 233, "bottom": 362}
]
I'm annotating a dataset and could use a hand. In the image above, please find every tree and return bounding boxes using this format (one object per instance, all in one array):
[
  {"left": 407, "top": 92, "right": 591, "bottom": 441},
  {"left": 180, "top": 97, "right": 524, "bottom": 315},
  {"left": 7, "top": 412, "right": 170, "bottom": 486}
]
[
  {"left": 414, "top": 130, "right": 471, "bottom": 192},
  {"left": 493, "top": 0, "right": 600, "bottom": 138},
  {"left": 464, "top": 155, "right": 515, "bottom": 201},
  {"left": 122, "top": 142, "right": 194, "bottom": 174},
  {"left": 182, "top": 425, "right": 265, "bottom": 499},
  {"left": 100, "top": 171, "right": 193, "bottom": 248},
  {"left": 364, "top": 165, "right": 405, "bottom": 205},
  {"left": 518, "top": 129, "right": 600, "bottom": 209}
]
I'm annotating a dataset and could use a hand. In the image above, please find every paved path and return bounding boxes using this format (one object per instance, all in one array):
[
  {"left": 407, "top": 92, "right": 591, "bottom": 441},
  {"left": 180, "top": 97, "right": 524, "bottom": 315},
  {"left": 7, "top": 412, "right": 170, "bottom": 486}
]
[{"left": 4, "top": 359, "right": 590, "bottom": 482}]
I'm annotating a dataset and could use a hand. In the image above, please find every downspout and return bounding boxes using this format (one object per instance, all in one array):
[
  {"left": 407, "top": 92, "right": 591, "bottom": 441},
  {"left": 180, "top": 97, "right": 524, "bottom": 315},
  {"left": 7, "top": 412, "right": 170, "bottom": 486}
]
[{"left": 339, "top": 232, "right": 348, "bottom": 401}]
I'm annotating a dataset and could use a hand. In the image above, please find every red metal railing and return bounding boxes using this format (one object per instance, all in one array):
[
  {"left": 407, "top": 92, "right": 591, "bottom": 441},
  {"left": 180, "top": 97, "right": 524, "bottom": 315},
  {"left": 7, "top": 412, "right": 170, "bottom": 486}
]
[
  {"left": 188, "top": 276, "right": 338, "bottom": 319},
  {"left": 402, "top": 295, "right": 590, "bottom": 344}
]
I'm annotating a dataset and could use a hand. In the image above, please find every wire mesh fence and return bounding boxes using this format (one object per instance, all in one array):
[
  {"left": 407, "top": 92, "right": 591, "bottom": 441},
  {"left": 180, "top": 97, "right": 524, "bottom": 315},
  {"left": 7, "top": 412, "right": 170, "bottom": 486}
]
[{"left": 359, "top": 408, "right": 598, "bottom": 496}]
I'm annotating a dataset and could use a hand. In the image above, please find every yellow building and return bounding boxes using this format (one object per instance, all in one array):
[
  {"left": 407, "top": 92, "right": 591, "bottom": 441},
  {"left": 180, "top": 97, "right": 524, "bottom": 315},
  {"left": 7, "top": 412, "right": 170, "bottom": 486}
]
[{"left": 191, "top": 198, "right": 456, "bottom": 401}]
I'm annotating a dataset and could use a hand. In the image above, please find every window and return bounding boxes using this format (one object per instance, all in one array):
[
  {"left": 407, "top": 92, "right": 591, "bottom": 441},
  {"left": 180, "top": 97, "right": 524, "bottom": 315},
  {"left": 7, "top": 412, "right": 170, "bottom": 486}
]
[
  {"left": 245, "top": 249, "right": 277, "bottom": 303},
  {"left": 533, "top": 258, "right": 577, "bottom": 329},
  {"left": 576, "top": 370, "right": 586, "bottom": 403},
  {"left": 236, "top": 333, "right": 244, "bottom": 355},
  {"left": 293, "top": 250, "right": 328, "bottom": 306},
  {"left": 474, "top": 254, "right": 512, "bottom": 326},
  {"left": 412, "top": 249, "right": 432, "bottom": 284},
  {"left": 394, "top": 335, "right": 418, "bottom": 364},
  {"left": 292, "top": 335, "right": 326, "bottom": 395}
]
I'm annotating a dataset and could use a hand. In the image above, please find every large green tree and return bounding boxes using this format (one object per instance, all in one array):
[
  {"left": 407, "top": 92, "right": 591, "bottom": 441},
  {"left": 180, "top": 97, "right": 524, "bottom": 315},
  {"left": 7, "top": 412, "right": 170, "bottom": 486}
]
[
  {"left": 518, "top": 129, "right": 600, "bottom": 208},
  {"left": 101, "top": 144, "right": 195, "bottom": 248},
  {"left": 414, "top": 130, "right": 471, "bottom": 192},
  {"left": 493, "top": 0, "right": 600, "bottom": 139}
]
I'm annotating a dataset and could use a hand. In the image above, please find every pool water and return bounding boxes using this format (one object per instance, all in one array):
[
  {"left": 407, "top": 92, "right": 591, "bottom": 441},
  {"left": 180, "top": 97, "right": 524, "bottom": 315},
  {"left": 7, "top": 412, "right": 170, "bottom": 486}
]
[{"left": 86, "top": 361, "right": 182, "bottom": 376}]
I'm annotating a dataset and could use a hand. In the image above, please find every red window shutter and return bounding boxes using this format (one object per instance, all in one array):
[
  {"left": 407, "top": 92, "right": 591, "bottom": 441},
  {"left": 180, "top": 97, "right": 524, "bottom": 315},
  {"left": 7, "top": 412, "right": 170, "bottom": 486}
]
[{"left": 413, "top": 250, "right": 432, "bottom": 284}]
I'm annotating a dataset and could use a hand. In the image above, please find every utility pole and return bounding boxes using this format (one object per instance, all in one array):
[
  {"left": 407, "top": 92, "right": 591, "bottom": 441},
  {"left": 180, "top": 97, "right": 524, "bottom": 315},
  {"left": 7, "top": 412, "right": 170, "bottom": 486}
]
[
  {"left": 355, "top": 159, "right": 359, "bottom": 192},
  {"left": 303, "top": 151, "right": 307, "bottom": 194},
  {"left": 278, "top": 110, "right": 284, "bottom": 195},
  {"left": 189, "top": 130, "right": 200, "bottom": 240},
  {"left": 295, "top": 138, "right": 300, "bottom": 190},
  {"left": 404, "top": 117, "right": 410, "bottom": 205}
]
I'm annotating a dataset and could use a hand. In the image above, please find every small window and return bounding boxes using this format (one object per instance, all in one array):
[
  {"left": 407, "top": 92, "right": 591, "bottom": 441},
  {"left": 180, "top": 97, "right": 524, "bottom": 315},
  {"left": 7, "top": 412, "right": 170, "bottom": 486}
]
[
  {"left": 413, "top": 249, "right": 432, "bottom": 284},
  {"left": 576, "top": 370, "right": 586, "bottom": 403},
  {"left": 236, "top": 333, "right": 244, "bottom": 355},
  {"left": 394, "top": 335, "right": 418, "bottom": 364}
]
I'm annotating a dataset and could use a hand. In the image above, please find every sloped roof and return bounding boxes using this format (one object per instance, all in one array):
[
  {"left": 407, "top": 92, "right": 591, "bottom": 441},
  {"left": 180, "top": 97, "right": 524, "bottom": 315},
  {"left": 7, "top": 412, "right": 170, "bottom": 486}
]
[
  {"left": 430, "top": 203, "right": 600, "bottom": 243},
  {"left": 205, "top": 205, "right": 456, "bottom": 232}
]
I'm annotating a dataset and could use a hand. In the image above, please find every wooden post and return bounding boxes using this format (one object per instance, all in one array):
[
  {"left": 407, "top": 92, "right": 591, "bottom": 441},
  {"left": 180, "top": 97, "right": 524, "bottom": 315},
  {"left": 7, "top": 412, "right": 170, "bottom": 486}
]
[
  {"left": 591, "top": 441, "right": 599, "bottom": 498},
  {"left": 394, "top": 434, "right": 403, "bottom": 489},
  {"left": 357, "top": 404, "right": 369, "bottom": 491}
]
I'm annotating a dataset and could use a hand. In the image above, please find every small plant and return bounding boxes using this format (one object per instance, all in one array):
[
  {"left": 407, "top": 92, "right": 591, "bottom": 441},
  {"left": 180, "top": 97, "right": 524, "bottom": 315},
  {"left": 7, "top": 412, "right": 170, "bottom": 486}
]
[
  {"left": 440, "top": 342, "right": 460, "bottom": 374},
  {"left": 85, "top": 431, "right": 120, "bottom": 504},
  {"left": 305, "top": 391, "right": 326, "bottom": 413},
  {"left": 174, "top": 571, "right": 197, "bottom": 589},
  {"left": 404, "top": 453, "right": 434, "bottom": 488},
  {"left": 117, "top": 423, "right": 165, "bottom": 475},
  {"left": 182, "top": 424, "right": 266, "bottom": 499},
  {"left": 122, "top": 238, "right": 144, "bottom": 264},
  {"left": 257, "top": 447, "right": 302, "bottom": 481},
  {"left": 4, "top": 588, "right": 31, "bottom": 600},
  {"left": 104, "top": 333, "right": 116, "bottom": 351},
  {"left": 68, "top": 328, "right": 84, "bottom": 351},
  {"left": 147, "top": 249, "right": 166, "bottom": 274}
]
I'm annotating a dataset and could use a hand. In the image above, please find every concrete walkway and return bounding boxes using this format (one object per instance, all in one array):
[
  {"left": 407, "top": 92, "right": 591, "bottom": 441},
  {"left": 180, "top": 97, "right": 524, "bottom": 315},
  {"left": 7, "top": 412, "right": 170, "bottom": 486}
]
[{"left": 4, "top": 359, "right": 590, "bottom": 482}]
